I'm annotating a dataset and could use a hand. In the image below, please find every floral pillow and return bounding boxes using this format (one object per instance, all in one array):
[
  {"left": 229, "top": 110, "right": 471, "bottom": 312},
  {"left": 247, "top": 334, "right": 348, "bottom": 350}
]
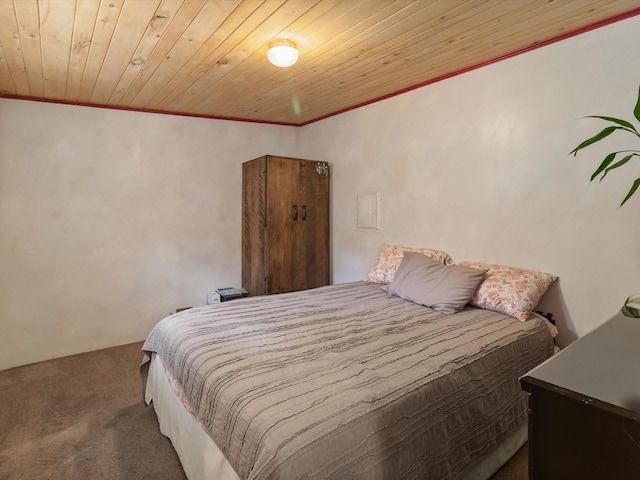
[
  {"left": 459, "top": 261, "right": 557, "bottom": 321},
  {"left": 365, "top": 244, "right": 455, "bottom": 284}
]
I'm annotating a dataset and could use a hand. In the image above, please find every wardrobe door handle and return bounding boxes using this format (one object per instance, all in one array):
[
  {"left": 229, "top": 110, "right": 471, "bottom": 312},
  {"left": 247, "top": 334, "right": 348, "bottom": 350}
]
[
  {"left": 302, "top": 205, "right": 307, "bottom": 221},
  {"left": 292, "top": 204, "right": 298, "bottom": 221}
]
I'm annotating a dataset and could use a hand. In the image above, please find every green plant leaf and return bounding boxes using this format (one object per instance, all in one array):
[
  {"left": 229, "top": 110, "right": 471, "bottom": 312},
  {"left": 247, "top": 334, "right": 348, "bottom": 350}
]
[
  {"left": 620, "top": 177, "right": 640, "bottom": 207},
  {"left": 570, "top": 84, "right": 640, "bottom": 207},
  {"left": 570, "top": 126, "right": 622, "bottom": 156},
  {"left": 586, "top": 115, "right": 639, "bottom": 134},
  {"left": 621, "top": 293, "right": 640, "bottom": 318},
  {"left": 634, "top": 84, "right": 640, "bottom": 123},
  {"left": 600, "top": 153, "right": 636, "bottom": 181},
  {"left": 590, "top": 152, "right": 617, "bottom": 181}
]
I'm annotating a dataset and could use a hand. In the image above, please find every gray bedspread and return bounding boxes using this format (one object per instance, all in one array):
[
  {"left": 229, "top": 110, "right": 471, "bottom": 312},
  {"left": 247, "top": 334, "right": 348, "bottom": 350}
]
[{"left": 141, "top": 281, "right": 553, "bottom": 480}]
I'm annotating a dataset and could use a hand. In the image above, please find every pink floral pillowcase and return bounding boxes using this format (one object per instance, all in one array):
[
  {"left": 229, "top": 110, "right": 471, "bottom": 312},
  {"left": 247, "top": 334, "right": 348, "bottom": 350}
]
[
  {"left": 458, "top": 261, "right": 558, "bottom": 321},
  {"left": 365, "top": 244, "right": 455, "bottom": 284}
]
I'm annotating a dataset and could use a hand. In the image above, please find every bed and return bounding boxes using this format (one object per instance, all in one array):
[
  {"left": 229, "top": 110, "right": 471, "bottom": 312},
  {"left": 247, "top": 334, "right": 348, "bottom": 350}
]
[{"left": 141, "top": 246, "right": 557, "bottom": 480}]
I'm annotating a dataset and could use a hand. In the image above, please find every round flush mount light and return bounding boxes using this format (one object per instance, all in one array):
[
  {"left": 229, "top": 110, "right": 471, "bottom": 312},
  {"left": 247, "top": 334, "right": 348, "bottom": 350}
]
[{"left": 267, "top": 39, "right": 299, "bottom": 67}]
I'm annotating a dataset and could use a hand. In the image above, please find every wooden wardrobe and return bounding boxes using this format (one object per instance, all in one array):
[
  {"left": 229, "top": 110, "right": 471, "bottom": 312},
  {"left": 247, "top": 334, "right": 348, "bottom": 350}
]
[{"left": 242, "top": 155, "right": 330, "bottom": 296}]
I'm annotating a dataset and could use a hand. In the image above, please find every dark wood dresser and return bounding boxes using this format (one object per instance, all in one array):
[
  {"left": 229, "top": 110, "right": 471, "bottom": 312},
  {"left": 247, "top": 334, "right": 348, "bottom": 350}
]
[{"left": 520, "top": 313, "right": 640, "bottom": 479}]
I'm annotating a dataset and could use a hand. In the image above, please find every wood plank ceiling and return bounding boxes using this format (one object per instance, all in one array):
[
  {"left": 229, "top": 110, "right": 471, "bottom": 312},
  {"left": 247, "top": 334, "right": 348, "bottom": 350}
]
[{"left": 1, "top": 0, "right": 639, "bottom": 126}]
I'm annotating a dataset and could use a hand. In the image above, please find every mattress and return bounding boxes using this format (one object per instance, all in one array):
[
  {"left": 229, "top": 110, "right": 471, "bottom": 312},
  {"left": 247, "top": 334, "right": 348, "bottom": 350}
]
[{"left": 141, "top": 281, "right": 553, "bottom": 480}]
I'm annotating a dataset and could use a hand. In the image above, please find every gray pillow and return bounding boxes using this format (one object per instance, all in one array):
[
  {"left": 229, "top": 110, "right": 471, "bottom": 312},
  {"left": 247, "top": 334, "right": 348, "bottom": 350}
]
[{"left": 385, "top": 252, "right": 487, "bottom": 314}]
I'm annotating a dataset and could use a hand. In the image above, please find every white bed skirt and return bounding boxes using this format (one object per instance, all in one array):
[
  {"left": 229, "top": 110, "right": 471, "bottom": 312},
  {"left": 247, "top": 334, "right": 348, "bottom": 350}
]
[
  {"left": 145, "top": 353, "right": 241, "bottom": 480},
  {"left": 145, "top": 353, "right": 527, "bottom": 480}
]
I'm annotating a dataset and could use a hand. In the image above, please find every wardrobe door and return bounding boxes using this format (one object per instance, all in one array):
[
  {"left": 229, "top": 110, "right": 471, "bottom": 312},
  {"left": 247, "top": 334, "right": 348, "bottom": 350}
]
[
  {"left": 294, "top": 160, "right": 330, "bottom": 290},
  {"left": 265, "top": 156, "right": 300, "bottom": 294},
  {"left": 242, "top": 157, "right": 267, "bottom": 296}
]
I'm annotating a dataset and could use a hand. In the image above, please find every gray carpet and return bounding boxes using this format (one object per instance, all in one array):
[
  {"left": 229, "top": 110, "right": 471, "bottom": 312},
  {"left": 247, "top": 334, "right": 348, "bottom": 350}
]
[
  {"left": 0, "top": 342, "right": 186, "bottom": 480},
  {"left": 0, "top": 342, "right": 527, "bottom": 479}
]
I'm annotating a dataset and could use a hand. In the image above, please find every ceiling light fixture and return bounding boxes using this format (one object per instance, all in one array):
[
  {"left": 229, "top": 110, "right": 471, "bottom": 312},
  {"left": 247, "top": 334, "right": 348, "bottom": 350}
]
[{"left": 267, "top": 39, "right": 299, "bottom": 68}]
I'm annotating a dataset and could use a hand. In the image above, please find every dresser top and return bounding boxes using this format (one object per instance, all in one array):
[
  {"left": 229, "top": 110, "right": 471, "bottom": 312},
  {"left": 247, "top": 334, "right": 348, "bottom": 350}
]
[{"left": 521, "top": 313, "right": 640, "bottom": 414}]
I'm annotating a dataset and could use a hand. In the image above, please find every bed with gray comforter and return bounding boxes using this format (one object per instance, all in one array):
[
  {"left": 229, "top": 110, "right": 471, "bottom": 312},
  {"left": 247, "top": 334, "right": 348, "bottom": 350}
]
[{"left": 141, "top": 281, "right": 553, "bottom": 480}]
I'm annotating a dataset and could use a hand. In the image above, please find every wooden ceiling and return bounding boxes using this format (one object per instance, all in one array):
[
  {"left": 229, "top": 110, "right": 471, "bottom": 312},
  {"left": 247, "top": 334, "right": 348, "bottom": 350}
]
[{"left": 1, "top": 0, "right": 639, "bottom": 126}]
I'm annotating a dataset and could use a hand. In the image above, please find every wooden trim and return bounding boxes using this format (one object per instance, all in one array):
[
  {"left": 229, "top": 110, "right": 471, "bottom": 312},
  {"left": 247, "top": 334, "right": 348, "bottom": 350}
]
[{"left": 0, "top": 94, "right": 300, "bottom": 127}]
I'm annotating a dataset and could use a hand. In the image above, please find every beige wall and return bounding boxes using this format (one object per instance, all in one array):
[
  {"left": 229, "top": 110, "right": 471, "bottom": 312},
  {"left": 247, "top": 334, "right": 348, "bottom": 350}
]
[
  {"left": 0, "top": 100, "right": 298, "bottom": 369},
  {"left": 299, "top": 14, "right": 640, "bottom": 348}
]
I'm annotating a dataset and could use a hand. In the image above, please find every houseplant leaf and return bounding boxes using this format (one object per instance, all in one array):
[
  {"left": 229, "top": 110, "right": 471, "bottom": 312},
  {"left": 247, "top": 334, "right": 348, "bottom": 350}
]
[
  {"left": 634, "top": 84, "right": 640, "bottom": 123},
  {"left": 586, "top": 115, "right": 639, "bottom": 134},
  {"left": 621, "top": 293, "right": 640, "bottom": 317},
  {"left": 600, "top": 152, "right": 638, "bottom": 181},
  {"left": 620, "top": 177, "right": 640, "bottom": 207},
  {"left": 571, "top": 84, "right": 640, "bottom": 206},
  {"left": 590, "top": 152, "right": 617, "bottom": 181},
  {"left": 570, "top": 126, "right": 623, "bottom": 156}
]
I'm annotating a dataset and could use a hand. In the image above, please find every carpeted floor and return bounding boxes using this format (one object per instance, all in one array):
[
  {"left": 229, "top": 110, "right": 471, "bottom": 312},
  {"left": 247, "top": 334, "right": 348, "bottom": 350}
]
[
  {"left": 0, "top": 342, "right": 527, "bottom": 479},
  {"left": 0, "top": 342, "right": 186, "bottom": 480}
]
